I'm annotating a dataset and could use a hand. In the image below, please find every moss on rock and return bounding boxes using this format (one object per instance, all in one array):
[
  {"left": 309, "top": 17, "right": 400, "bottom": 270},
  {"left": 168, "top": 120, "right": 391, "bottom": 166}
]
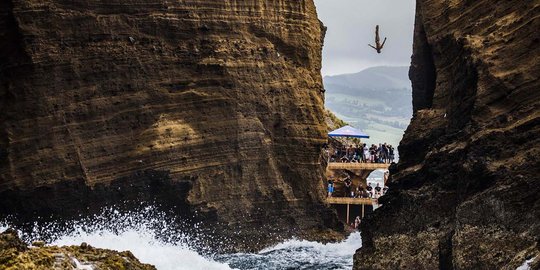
[{"left": 0, "top": 229, "right": 156, "bottom": 270}]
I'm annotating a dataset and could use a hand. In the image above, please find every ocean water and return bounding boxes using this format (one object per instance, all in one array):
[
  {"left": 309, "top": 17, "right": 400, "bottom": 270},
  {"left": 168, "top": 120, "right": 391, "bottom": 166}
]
[
  {"left": 48, "top": 227, "right": 361, "bottom": 270},
  {"left": 2, "top": 213, "right": 535, "bottom": 270},
  {"left": 217, "top": 232, "right": 361, "bottom": 270},
  {"left": 0, "top": 207, "right": 361, "bottom": 270}
]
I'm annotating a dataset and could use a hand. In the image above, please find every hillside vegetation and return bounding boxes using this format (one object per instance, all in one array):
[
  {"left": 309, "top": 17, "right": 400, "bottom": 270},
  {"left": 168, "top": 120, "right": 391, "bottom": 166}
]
[{"left": 324, "top": 66, "right": 412, "bottom": 148}]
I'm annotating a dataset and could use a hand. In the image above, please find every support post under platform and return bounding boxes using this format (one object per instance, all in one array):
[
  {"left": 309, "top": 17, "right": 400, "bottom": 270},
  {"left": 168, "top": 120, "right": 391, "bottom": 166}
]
[{"left": 346, "top": 203, "right": 350, "bottom": 225}]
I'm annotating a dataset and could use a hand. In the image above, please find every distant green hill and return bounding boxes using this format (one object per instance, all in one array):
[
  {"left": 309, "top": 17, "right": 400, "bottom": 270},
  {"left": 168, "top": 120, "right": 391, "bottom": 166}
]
[{"left": 324, "top": 66, "right": 412, "bottom": 149}]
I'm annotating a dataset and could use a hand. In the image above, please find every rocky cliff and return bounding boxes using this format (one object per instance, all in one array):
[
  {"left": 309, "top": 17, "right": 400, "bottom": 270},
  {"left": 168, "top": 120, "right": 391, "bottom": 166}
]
[
  {"left": 355, "top": 0, "right": 539, "bottom": 269},
  {"left": 0, "top": 0, "right": 339, "bottom": 251}
]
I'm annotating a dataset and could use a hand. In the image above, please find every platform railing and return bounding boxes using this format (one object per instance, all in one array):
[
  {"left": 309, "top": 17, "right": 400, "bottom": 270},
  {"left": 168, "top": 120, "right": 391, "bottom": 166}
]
[{"left": 327, "top": 162, "right": 390, "bottom": 170}]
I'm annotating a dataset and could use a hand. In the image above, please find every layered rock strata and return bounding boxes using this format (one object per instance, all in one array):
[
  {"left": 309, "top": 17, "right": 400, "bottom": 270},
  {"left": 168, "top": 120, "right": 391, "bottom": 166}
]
[
  {"left": 0, "top": 0, "right": 339, "bottom": 251},
  {"left": 355, "top": 0, "right": 540, "bottom": 269}
]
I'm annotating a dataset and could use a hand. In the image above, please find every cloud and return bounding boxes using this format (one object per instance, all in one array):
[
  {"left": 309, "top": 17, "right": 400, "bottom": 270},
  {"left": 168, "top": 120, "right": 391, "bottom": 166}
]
[{"left": 314, "top": 0, "right": 416, "bottom": 75}]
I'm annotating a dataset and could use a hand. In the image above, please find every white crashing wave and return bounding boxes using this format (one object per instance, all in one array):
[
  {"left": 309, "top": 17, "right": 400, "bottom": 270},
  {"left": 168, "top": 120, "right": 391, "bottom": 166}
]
[
  {"left": 53, "top": 228, "right": 233, "bottom": 270},
  {"left": 516, "top": 256, "right": 537, "bottom": 270},
  {"left": 1, "top": 207, "right": 362, "bottom": 270}
]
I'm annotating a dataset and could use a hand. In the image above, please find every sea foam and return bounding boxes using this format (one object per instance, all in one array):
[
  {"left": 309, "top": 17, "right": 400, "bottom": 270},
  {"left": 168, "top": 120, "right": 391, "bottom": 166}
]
[{"left": 1, "top": 206, "right": 361, "bottom": 270}]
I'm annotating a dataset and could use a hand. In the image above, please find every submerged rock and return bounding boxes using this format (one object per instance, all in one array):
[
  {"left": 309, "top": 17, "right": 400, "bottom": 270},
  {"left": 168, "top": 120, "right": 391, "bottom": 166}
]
[
  {"left": 355, "top": 0, "right": 540, "bottom": 269},
  {"left": 0, "top": 229, "right": 156, "bottom": 270}
]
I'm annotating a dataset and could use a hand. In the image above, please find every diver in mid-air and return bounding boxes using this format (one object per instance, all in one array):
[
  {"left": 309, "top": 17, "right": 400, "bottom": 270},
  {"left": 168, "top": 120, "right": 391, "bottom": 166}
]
[{"left": 369, "top": 25, "right": 387, "bottom": 53}]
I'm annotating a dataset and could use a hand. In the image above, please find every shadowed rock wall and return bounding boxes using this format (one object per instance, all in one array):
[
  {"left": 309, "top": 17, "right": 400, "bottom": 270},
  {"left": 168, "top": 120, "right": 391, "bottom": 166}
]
[
  {"left": 0, "top": 0, "right": 338, "bottom": 251},
  {"left": 355, "top": 0, "right": 540, "bottom": 269}
]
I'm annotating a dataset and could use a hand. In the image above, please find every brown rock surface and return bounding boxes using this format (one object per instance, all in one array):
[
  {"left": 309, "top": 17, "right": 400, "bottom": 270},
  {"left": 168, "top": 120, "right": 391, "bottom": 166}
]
[
  {"left": 0, "top": 229, "right": 156, "bottom": 269},
  {"left": 0, "top": 0, "right": 339, "bottom": 251},
  {"left": 355, "top": 0, "right": 540, "bottom": 269}
]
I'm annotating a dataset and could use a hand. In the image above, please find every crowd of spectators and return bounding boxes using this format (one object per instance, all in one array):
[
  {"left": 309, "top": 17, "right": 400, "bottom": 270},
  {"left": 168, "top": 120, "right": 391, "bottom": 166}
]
[
  {"left": 327, "top": 175, "right": 388, "bottom": 199},
  {"left": 328, "top": 143, "right": 395, "bottom": 164}
]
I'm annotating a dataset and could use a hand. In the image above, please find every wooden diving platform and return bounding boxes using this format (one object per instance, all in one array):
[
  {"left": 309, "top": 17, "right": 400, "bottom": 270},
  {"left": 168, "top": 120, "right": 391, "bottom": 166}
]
[
  {"left": 326, "top": 197, "right": 378, "bottom": 223},
  {"left": 326, "top": 197, "right": 377, "bottom": 205},
  {"left": 327, "top": 162, "right": 390, "bottom": 171}
]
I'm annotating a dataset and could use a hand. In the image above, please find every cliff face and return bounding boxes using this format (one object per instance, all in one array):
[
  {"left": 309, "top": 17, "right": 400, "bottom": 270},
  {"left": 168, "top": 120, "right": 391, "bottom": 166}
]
[
  {"left": 0, "top": 0, "right": 338, "bottom": 250},
  {"left": 356, "top": 1, "right": 540, "bottom": 269}
]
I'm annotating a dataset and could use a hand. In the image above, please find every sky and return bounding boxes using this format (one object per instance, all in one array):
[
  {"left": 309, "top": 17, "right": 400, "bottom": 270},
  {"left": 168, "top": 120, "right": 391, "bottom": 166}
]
[{"left": 314, "top": 0, "right": 416, "bottom": 76}]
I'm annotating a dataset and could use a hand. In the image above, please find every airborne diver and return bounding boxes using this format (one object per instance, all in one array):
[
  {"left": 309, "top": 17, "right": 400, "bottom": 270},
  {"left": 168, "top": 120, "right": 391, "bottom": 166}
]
[{"left": 369, "top": 25, "right": 387, "bottom": 53}]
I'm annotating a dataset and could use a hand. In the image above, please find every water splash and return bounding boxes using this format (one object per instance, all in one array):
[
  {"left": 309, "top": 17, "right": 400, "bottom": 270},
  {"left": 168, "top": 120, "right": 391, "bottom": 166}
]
[
  {"left": 516, "top": 256, "right": 537, "bottom": 270},
  {"left": 52, "top": 228, "right": 233, "bottom": 270},
  {"left": 1, "top": 207, "right": 361, "bottom": 270}
]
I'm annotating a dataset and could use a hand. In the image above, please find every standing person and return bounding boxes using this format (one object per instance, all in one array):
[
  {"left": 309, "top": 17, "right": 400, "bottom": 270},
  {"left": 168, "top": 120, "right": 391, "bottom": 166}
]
[
  {"left": 382, "top": 143, "right": 389, "bottom": 163},
  {"left": 344, "top": 177, "right": 352, "bottom": 198},
  {"left": 355, "top": 147, "right": 362, "bottom": 163},
  {"left": 370, "top": 145, "right": 376, "bottom": 163},
  {"left": 375, "top": 183, "right": 382, "bottom": 198},
  {"left": 340, "top": 148, "right": 349, "bottom": 162},
  {"left": 380, "top": 144, "right": 386, "bottom": 163},
  {"left": 324, "top": 147, "right": 329, "bottom": 160},
  {"left": 354, "top": 216, "right": 361, "bottom": 229},
  {"left": 347, "top": 145, "right": 355, "bottom": 162},
  {"left": 389, "top": 145, "right": 395, "bottom": 163},
  {"left": 377, "top": 144, "right": 383, "bottom": 163},
  {"left": 363, "top": 188, "right": 369, "bottom": 198},
  {"left": 374, "top": 144, "right": 380, "bottom": 163},
  {"left": 366, "top": 183, "right": 373, "bottom": 198},
  {"left": 383, "top": 185, "right": 389, "bottom": 195},
  {"left": 355, "top": 186, "right": 363, "bottom": 198},
  {"left": 383, "top": 171, "right": 389, "bottom": 184},
  {"left": 327, "top": 178, "right": 334, "bottom": 197},
  {"left": 362, "top": 143, "right": 369, "bottom": 163},
  {"left": 330, "top": 147, "right": 337, "bottom": 162}
]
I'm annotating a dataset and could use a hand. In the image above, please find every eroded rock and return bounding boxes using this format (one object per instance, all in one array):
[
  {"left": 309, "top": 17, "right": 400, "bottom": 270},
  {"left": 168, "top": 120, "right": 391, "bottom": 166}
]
[
  {"left": 0, "top": 229, "right": 156, "bottom": 269},
  {"left": 0, "top": 0, "right": 339, "bottom": 251},
  {"left": 355, "top": 0, "right": 540, "bottom": 269}
]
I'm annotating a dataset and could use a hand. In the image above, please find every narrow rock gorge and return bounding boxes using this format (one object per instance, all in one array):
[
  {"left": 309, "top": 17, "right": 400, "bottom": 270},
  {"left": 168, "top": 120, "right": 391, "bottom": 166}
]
[
  {"left": 0, "top": 0, "right": 339, "bottom": 251},
  {"left": 355, "top": 0, "right": 539, "bottom": 269}
]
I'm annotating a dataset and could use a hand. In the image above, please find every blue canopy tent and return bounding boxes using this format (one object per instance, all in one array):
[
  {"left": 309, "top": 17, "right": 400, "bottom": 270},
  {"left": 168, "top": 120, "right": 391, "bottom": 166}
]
[{"left": 328, "top": 125, "right": 369, "bottom": 139}]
